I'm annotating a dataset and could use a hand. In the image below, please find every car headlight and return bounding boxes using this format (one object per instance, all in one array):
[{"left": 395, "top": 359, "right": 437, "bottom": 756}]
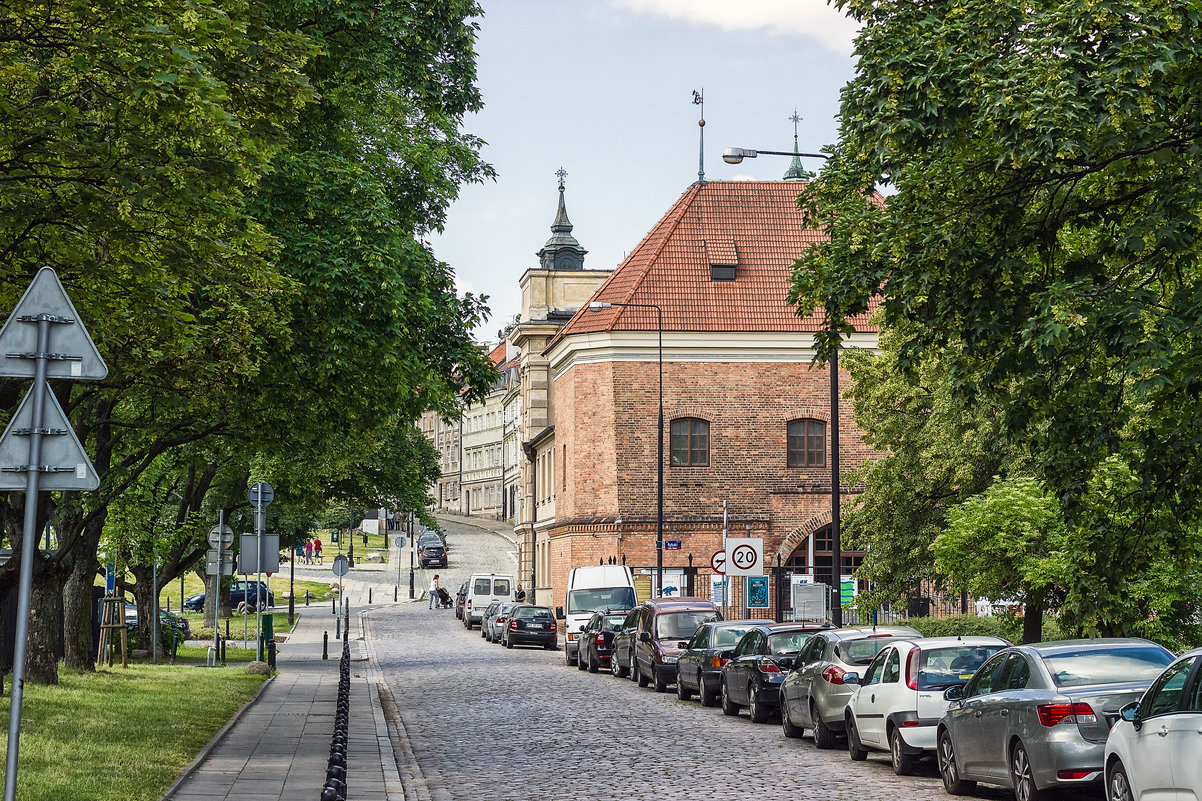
[{"left": 662, "top": 656, "right": 678, "bottom": 664}]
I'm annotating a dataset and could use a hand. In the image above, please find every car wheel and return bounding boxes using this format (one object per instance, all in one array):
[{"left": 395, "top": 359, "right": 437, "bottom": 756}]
[
  {"left": 576, "top": 650, "right": 587, "bottom": 670},
  {"left": 938, "top": 729, "right": 976, "bottom": 795},
  {"left": 847, "top": 718, "right": 868, "bottom": 761},
  {"left": 676, "top": 669, "right": 692, "bottom": 701},
  {"left": 890, "top": 726, "right": 918, "bottom": 776},
  {"left": 781, "top": 699, "right": 804, "bottom": 738},
  {"left": 566, "top": 648, "right": 577, "bottom": 667},
  {"left": 720, "top": 679, "right": 740, "bottom": 716},
  {"left": 699, "top": 680, "right": 718, "bottom": 707},
  {"left": 635, "top": 659, "right": 650, "bottom": 688},
  {"left": 1011, "top": 741, "right": 1047, "bottom": 801},
  {"left": 653, "top": 666, "right": 669, "bottom": 693},
  {"left": 587, "top": 648, "right": 599, "bottom": 674},
  {"left": 748, "top": 683, "right": 769, "bottom": 723},
  {"left": 544, "top": 641, "right": 555, "bottom": 651},
  {"left": 506, "top": 636, "right": 514, "bottom": 649},
  {"left": 481, "top": 626, "right": 487, "bottom": 639},
  {"left": 612, "top": 650, "right": 628, "bottom": 678},
  {"left": 1108, "top": 760, "right": 1133, "bottom": 801},
  {"left": 812, "top": 706, "right": 837, "bottom": 749}
]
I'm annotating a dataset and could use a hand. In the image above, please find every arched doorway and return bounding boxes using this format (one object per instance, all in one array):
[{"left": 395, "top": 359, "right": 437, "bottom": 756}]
[{"left": 780, "top": 520, "right": 865, "bottom": 590}]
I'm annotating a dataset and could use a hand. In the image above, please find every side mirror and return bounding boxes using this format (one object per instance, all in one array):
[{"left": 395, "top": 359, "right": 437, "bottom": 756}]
[
  {"left": 677, "top": 641, "right": 689, "bottom": 649},
  {"left": 777, "top": 656, "right": 795, "bottom": 670},
  {"left": 944, "top": 685, "right": 964, "bottom": 701},
  {"left": 843, "top": 672, "right": 861, "bottom": 685},
  {"left": 1120, "top": 701, "right": 1141, "bottom": 730},
  {"left": 639, "top": 632, "right": 652, "bottom": 644},
  {"left": 555, "top": 606, "right": 564, "bottom": 619}
]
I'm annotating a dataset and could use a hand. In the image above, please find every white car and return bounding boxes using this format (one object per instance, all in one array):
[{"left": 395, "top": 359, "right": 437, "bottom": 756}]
[
  {"left": 844, "top": 636, "right": 1008, "bottom": 775},
  {"left": 1105, "top": 646, "right": 1202, "bottom": 801}
]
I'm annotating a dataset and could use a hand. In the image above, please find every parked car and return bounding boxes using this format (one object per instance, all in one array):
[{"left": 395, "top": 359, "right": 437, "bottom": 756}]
[
  {"left": 780, "top": 626, "right": 922, "bottom": 748},
  {"left": 936, "top": 638, "right": 1174, "bottom": 799},
  {"left": 454, "top": 581, "right": 468, "bottom": 620},
  {"left": 124, "top": 603, "right": 191, "bottom": 647},
  {"left": 560, "top": 564, "right": 636, "bottom": 666},
  {"left": 183, "top": 580, "right": 274, "bottom": 612},
  {"left": 576, "top": 611, "right": 629, "bottom": 673},
  {"left": 462, "top": 573, "right": 514, "bottom": 629},
  {"left": 611, "top": 597, "right": 721, "bottom": 692},
  {"left": 484, "top": 601, "right": 520, "bottom": 643},
  {"left": 676, "top": 620, "right": 760, "bottom": 706},
  {"left": 417, "top": 534, "right": 447, "bottom": 568},
  {"left": 843, "top": 636, "right": 1008, "bottom": 774},
  {"left": 720, "top": 622, "right": 830, "bottom": 723},
  {"left": 1104, "top": 646, "right": 1202, "bottom": 801},
  {"left": 501, "top": 605, "right": 558, "bottom": 650}
]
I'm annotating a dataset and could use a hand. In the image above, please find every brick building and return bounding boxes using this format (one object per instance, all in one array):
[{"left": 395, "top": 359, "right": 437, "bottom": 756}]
[{"left": 540, "top": 177, "right": 881, "bottom": 615}]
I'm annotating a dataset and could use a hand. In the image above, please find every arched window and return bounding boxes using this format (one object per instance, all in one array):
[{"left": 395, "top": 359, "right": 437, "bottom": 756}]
[
  {"left": 787, "top": 419, "right": 826, "bottom": 467},
  {"left": 670, "top": 418, "right": 709, "bottom": 466}
]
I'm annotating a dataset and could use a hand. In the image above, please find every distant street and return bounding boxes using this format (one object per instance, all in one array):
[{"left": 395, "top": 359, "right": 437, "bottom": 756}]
[{"left": 361, "top": 518, "right": 1032, "bottom": 801}]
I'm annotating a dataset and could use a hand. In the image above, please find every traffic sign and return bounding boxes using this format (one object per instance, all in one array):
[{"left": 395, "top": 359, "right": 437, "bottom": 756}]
[
  {"left": 205, "top": 549, "right": 233, "bottom": 576},
  {"left": 726, "top": 538, "right": 764, "bottom": 577},
  {"left": 0, "top": 387, "right": 99, "bottom": 491},
  {"left": 710, "top": 550, "right": 726, "bottom": 575},
  {"left": 393, "top": 535, "right": 406, "bottom": 549},
  {"left": 237, "top": 532, "right": 279, "bottom": 574},
  {"left": 331, "top": 554, "right": 349, "bottom": 577},
  {"left": 665, "top": 540, "right": 682, "bottom": 550},
  {"left": 248, "top": 481, "right": 274, "bottom": 507},
  {"left": 0, "top": 267, "right": 107, "bottom": 380},
  {"left": 207, "top": 524, "right": 234, "bottom": 549}
]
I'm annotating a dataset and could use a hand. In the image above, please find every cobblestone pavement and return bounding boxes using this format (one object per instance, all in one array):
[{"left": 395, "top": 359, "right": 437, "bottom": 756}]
[{"left": 361, "top": 519, "right": 1089, "bottom": 801}]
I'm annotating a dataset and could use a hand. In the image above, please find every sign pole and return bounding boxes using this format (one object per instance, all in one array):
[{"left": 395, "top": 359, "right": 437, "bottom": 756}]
[
  {"left": 213, "top": 511, "right": 223, "bottom": 661},
  {"left": 256, "top": 491, "right": 263, "bottom": 662},
  {"left": 721, "top": 499, "right": 729, "bottom": 621},
  {"left": 3, "top": 317, "right": 49, "bottom": 801}
]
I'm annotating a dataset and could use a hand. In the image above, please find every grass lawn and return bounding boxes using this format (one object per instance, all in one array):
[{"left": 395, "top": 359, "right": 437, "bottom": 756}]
[{"left": 0, "top": 665, "right": 266, "bottom": 801}]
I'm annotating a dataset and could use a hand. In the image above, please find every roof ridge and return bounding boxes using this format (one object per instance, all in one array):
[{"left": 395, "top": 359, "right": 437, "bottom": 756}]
[{"left": 613, "top": 182, "right": 702, "bottom": 309}]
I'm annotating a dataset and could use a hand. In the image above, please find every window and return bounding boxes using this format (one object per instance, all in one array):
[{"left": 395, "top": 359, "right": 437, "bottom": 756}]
[
  {"left": 788, "top": 419, "right": 826, "bottom": 467},
  {"left": 670, "top": 418, "right": 709, "bottom": 466},
  {"left": 1140, "top": 657, "right": 1195, "bottom": 718}
]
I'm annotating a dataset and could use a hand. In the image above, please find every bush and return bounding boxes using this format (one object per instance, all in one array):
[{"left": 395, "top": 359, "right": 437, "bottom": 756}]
[{"left": 903, "top": 614, "right": 1065, "bottom": 643}]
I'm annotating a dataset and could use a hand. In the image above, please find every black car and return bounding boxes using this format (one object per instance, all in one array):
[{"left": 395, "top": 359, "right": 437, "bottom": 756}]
[
  {"left": 124, "top": 603, "right": 191, "bottom": 647},
  {"left": 501, "top": 605, "right": 558, "bottom": 650},
  {"left": 576, "top": 611, "right": 628, "bottom": 673},
  {"left": 183, "top": 580, "right": 274, "bottom": 612},
  {"left": 417, "top": 535, "right": 447, "bottom": 568},
  {"left": 676, "top": 619, "right": 760, "bottom": 706},
  {"left": 720, "top": 622, "right": 831, "bottom": 723}
]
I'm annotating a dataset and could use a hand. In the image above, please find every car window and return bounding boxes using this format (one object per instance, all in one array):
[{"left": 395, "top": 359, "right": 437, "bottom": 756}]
[
  {"left": 917, "top": 645, "right": 1007, "bottom": 689},
  {"left": 1188, "top": 661, "right": 1202, "bottom": 712},
  {"left": 882, "top": 648, "right": 901, "bottom": 683},
  {"left": 604, "top": 614, "right": 626, "bottom": 632},
  {"left": 687, "top": 626, "right": 710, "bottom": 650},
  {"left": 492, "top": 579, "right": 511, "bottom": 595},
  {"left": 655, "top": 610, "right": 716, "bottom": 640},
  {"left": 800, "top": 635, "right": 825, "bottom": 664},
  {"left": 769, "top": 631, "right": 813, "bottom": 655},
  {"left": 964, "top": 652, "right": 1009, "bottom": 697},
  {"left": 1140, "top": 657, "right": 1196, "bottom": 718},
  {"left": 622, "top": 609, "right": 639, "bottom": 629},
  {"left": 514, "top": 606, "right": 552, "bottom": 619},
  {"left": 1001, "top": 654, "right": 1031, "bottom": 690},
  {"left": 473, "top": 578, "right": 491, "bottom": 594},
  {"left": 714, "top": 626, "right": 753, "bottom": 648},
  {"left": 568, "top": 587, "right": 637, "bottom": 615},
  {"left": 863, "top": 650, "right": 888, "bottom": 685},
  {"left": 734, "top": 632, "right": 759, "bottom": 657},
  {"left": 1044, "top": 646, "right": 1174, "bottom": 688},
  {"left": 839, "top": 636, "right": 894, "bottom": 666}
]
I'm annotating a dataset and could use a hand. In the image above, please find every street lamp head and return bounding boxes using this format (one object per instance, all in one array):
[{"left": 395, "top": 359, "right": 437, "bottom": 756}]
[
  {"left": 588, "top": 301, "right": 612, "bottom": 311},
  {"left": 723, "top": 147, "right": 758, "bottom": 164}
]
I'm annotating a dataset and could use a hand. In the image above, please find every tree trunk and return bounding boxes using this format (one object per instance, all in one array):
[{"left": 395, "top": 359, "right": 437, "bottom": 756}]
[
  {"left": 128, "top": 572, "right": 161, "bottom": 656},
  {"left": 62, "top": 563, "right": 96, "bottom": 672},
  {"left": 25, "top": 564, "right": 62, "bottom": 685},
  {"left": 1022, "top": 597, "right": 1044, "bottom": 644}
]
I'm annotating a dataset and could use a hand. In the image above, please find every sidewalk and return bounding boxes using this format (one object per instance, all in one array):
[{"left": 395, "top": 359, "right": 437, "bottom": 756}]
[{"left": 164, "top": 573, "right": 408, "bottom": 801}]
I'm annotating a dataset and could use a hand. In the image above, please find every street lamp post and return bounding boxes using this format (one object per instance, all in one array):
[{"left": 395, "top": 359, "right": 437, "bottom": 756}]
[
  {"left": 723, "top": 143, "right": 843, "bottom": 625},
  {"left": 588, "top": 300, "right": 664, "bottom": 596}
]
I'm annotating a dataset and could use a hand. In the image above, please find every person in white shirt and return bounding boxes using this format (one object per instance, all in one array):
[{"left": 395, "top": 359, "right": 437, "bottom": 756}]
[{"left": 428, "top": 574, "right": 440, "bottom": 610}]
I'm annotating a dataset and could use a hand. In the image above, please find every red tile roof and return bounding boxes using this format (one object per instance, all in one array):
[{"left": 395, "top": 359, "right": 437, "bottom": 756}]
[
  {"left": 488, "top": 342, "right": 507, "bottom": 367},
  {"left": 551, "top": 180, "right": 878, "bottom": 345}
]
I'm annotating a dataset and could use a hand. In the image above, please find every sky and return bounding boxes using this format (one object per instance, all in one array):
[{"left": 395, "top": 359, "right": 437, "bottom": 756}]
[{"left": 429, "top": 0, "right": 862, "bottom": 344}]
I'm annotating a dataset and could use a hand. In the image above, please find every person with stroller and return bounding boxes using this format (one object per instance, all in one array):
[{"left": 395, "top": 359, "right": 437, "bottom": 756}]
[{"left": 428, "top": 574, "right": 440, "bottom": 610}]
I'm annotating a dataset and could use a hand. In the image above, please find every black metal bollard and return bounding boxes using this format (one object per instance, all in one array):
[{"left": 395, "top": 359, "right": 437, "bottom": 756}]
[
  {"left": 394, "top": 585, "right": 398, "bottom": 602},
  {"left": 267, "top": 639, "right": 277, "bottom": 669},
  {"left": 331, "top": 596, "right": 336, "bottom": 615},
  {"left": 335, "top": 616, "right": 340, "bottom": 640},
  {"left": 368, "top": 587, "right": 372, "bottom": 604},
  {"left": 323, "top": 632, "right": 328, "bottom": 660}
]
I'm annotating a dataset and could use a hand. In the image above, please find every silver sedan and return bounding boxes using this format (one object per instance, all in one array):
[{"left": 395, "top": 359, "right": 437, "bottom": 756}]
[{"left": 936, "top": 638, "right": 1173, "bottom": 800}]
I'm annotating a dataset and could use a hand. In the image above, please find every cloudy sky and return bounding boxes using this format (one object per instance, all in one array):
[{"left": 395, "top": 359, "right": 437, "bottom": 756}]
[{"left": 429, "top": 0, "right": 861, "bottom": 342}]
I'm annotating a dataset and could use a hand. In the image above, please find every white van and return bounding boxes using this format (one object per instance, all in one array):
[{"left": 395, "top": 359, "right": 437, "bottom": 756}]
[
  {"left": 462, "top": 573, "right": 515, "bottom": 629},
  {"left": 560, "top": 565, "right": 637, "bottom": 665}
]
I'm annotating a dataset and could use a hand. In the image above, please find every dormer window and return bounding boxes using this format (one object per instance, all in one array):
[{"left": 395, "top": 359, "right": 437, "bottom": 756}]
[{"left": 706, "top": 238, "right": 737, "bottom": 281}]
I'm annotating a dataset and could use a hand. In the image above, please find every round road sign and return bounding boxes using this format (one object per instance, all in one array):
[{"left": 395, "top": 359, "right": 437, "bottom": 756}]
[
  {"left": 207, "top": 524, "right": 234, "bottom": 549},
  {"left": 710, "top": 549, "right": 726, "bottom": 574},
  {"left": 731, "top": 543, "right": 759, "bottom": 572},
  {"left": 393, "top": 535, "right": 406, "bottom": 549},
  {"left": 248, "top": 481, "right": 274, "bottom": 507},
  {"left": 331, "top": 554, "right": 349, "bottom": 577}
]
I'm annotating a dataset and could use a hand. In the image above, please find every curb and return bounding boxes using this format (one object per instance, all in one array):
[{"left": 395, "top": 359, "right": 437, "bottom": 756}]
[{"left": 160, "top": 672, "right": 276, "bottom": 801}]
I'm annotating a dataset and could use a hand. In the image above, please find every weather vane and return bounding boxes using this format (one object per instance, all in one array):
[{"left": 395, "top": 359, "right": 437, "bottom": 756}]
[
  {"left": 555, "top": 166, "right": 567, "bottom": 189},
  {"left": 693, "top": 89, "right": 705, "bottom": 183}
]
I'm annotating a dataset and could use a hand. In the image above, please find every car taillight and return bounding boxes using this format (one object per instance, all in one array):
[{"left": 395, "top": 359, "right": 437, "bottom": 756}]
[
  {"left": 758, "top": 663, "right": 781, "bottom": 674},
  {"left": 509, "top": 619, "right": 519, "bottom": 630},
  {"left": 905, "top": 646, "right": 920, "bottom": 690},
  {"left": 1037, "top": 702, "right": 1096, "bottom": 727},
  {"left": 822, "top": 665, "right": 846, "bottom": 685},
  {"left": 1057, "top": 771, "right": 1094, "bottom": 780},
  {"left": 712, "top": 656, "right": 726, "bottom": 668},
  {"left": 549, "top": 620, "right": 557, "bottom": 632}
]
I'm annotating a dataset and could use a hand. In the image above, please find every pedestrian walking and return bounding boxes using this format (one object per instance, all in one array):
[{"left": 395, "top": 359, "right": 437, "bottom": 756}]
[
  {"left": 428, "top": 574, "right": 440, "bottom": 610},
  {"left": 314, "top": 536, "right": 323, "bottom": 564},
  {"left": 304, "top": 538, "right": 313, "bottom": 565}
]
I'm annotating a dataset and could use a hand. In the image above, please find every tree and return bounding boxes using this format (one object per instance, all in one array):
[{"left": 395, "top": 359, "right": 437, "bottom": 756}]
[{"left": 791, "top": 0, "right": 1202, "bottom": 628}]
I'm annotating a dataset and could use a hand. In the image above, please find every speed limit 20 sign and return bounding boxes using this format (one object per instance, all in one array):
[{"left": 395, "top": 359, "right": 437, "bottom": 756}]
[{"left": 726, "top": 538, "right": 764, "bottom": 577}]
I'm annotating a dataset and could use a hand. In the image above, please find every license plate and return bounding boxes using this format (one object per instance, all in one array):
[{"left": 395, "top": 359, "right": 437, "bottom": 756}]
[{"left": 528, "top": 623, "right": 544, "bottom": 629}]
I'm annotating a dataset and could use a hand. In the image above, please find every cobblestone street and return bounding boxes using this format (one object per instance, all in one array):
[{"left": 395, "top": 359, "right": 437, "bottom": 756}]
[{"left": 360, "top": 518, "right": 1037, "bottom": 801}]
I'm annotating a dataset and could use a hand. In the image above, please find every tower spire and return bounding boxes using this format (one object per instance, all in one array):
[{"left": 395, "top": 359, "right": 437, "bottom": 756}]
[
  {"left": 693, "top": 89, "right": 706, "bottom": 185},
  {"left": 783, "top": 108, "right": 814, "bottom": 181},
  {"left": 537, "top": 168, "right": 587, "bottom": 270}
]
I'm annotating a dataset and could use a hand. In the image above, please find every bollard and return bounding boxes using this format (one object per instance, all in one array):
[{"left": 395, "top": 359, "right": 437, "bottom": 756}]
[
  {"left": 368, "top": 587, "right": 372, "bottom": 604},
  {"left": 331, "top": 596, "right": 336, "bottom": 615},
  {"left": 220, "top": 637, "right": 226, "bottom": 666},
  {"left": 323, "top": 632, "right": 328, "bottom": 660},
  {"left": 335, "top": 616, "right": 341, "bottom": 640},
  {"left": 267, "top": 639, "right": 277, "bottom": 669},
  {"left": 394, "top": 585, "right": 398, "bottom": 602},
  {"left": 306, "top": 591, "right": 310, "bottom": 606}
]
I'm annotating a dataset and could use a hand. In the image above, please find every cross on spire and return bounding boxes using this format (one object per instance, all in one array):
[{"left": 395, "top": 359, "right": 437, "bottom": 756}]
[
  {"left": 790, "top": 109, "right": 802, "bottom": 143},
  {"left": 555, "top": 167, "right": 568, "bottom": 189}
]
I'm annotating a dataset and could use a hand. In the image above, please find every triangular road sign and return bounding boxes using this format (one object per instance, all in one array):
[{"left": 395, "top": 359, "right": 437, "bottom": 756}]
[
  {"left": 0, "top": 385, "right": 100, "bottom": 491},
  {"left": 0, "top": 266, "right": 107, "bottom": 380}
]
